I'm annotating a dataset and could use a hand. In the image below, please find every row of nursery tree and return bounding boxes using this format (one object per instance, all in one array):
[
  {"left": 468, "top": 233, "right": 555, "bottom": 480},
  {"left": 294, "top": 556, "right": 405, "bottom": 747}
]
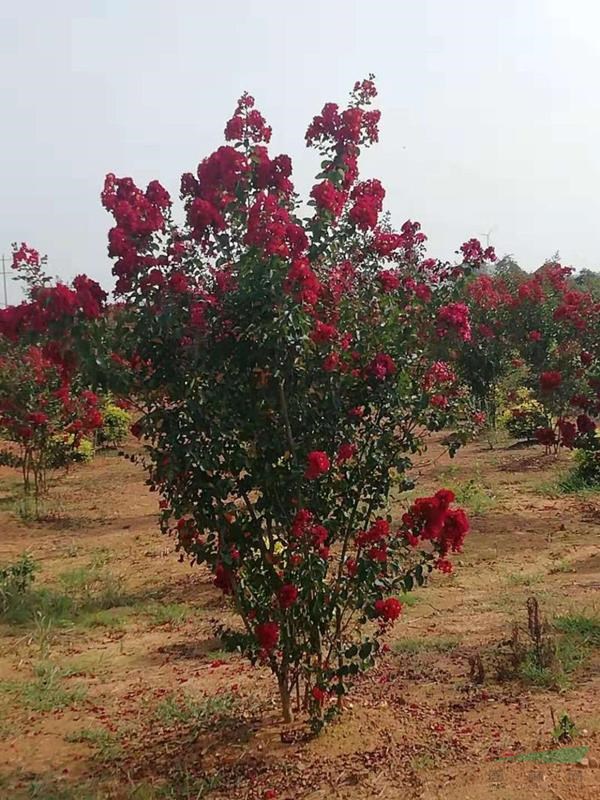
[{"left": 1, "top": 77, "right": 599, "bottom": 726}]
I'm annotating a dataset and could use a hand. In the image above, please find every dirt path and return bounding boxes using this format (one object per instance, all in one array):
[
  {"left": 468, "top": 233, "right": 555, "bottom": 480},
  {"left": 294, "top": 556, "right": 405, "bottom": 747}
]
[{"left": 0, "top": 439, "right": 599, "bottom": 799}]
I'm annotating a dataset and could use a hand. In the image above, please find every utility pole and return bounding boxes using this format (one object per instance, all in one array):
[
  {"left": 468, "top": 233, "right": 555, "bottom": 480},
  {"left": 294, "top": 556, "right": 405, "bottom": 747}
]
[{"left": 1, "top": 254, "right": 7, "bottom": 308}]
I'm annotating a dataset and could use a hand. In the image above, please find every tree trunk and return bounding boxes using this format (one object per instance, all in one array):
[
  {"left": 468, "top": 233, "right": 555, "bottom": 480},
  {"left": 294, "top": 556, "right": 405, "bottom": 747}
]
[{"left": 278, "top": 677, "right": 293, "bottom": 723}]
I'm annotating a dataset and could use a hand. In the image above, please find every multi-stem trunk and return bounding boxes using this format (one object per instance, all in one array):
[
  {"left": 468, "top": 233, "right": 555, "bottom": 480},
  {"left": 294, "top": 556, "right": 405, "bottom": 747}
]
[{"left": 278, "top": 670, "right": 293, "bottom": 723}]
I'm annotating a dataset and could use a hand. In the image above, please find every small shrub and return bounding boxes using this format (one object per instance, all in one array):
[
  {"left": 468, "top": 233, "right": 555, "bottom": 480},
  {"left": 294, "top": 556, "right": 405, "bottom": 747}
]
[
  {"left": 0, "top": 553, "right": 38, "bottom": 613},
  {"left": 96, "top": 403, "right": 131, "bottom": 449},
  {"left": 454, "top": 478, "right": 495, "bottom": 514},
  {"left": 560, "top": 442, "right": 600, "bottom": 492},
  {"left": 495, "top": 597, "right": 562, "bottom": 687},
  {"left": 47, "top": 434, "right": 95, "bottom": 468},
  {"left": 496, "top": 601, "right": 599, "bottom": 689},
  {"left": 500, "top": 390, "right": 548, "bottom": 441},
  {"left": 551, "top": 710, "right": 577, "bottom": 743}
]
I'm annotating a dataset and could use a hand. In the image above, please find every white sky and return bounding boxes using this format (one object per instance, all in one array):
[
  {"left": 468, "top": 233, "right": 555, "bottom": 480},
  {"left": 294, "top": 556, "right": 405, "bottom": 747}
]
[{"left": 1, "top": 0, "right": 600, "bottom": 302}]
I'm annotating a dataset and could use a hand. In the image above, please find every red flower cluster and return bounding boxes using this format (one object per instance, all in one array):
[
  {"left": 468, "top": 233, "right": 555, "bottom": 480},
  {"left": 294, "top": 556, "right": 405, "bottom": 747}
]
[
  {"left": 436, "top": 302, "right": 472, "bottom": 342},
  {"left": 256, "top": 621, "right": 279, "bottom": 652},
  {"left": 102, "top": 173, "right": 170, "bottom": 291},
  {"left": 402, "top": 489, "right": 470, "bottom": 556},
  {"left": 283, "top": 257, "right": 321, "bottom": 307},
  {"left": 336, "top": 442, "right": 357, "bottom": 464},
  {"left": 423, "top": 361, "right": 456, "bottom": 390},
  {"left": 0, "top": 275, "right": 107, "bottom": 341},
  {"left": 468, "top": 275, "right": 512, "bottom": 310},
  {"left": 374, "top": 597, "right": 402, "bottom": 622},
  {"left": 349, "top": 179, "right": 385, "bottom": 231},
  {"left": 577, "top": 414, "right": 596, "bottom": 434},
  {"left": 460, "top": 238, "right": 496, "bottom": 266},
  {"left": 310, "top": 179, "right": 347, "bottom": 218},
  {"left": 540, "top": 371, "right": 562, "bottom": 392},
  {"left": 305, "top": 92, "right": 380, "bottom": 150},
  {"left": 366, "top": 352, "right": 396, "bottom": 381},
  {"left": 277, "top": 584, "right": 299, "bottom": 609},
  {"left": 245, "top": 193, "right": 307, "bottom": 260},
  {"left": 225, "top": 92, "right": 272, "bottom": 144},
  {"left": 310, "top": 321, "right": 338, "bottom": 345},
  {"left": 304, "top": 451, "right": 330, "bottom": 479},
  {"left": 377, "top": 270, "right": 401, "bottom": 293},
  {"left": 356, "top": 518, "right": 391, "bottom": 562}
]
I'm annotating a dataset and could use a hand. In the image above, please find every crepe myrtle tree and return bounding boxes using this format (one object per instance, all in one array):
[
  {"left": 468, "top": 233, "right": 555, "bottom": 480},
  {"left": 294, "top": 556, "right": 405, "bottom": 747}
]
[
  {"left": 2, "top": 80, "right": 492, "bottom": 726},
  {"left": 95, "top": 78, "right": 494, "bottom": 725}
]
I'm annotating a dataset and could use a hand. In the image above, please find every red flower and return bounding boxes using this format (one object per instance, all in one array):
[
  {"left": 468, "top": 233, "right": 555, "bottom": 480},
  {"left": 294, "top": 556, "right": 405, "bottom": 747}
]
[
  {"left": 345, "top": 558, "right": 358, "bottom": 576},
  {"left": 377, "top": 270, "right": 401, "bottom": 293},
  {"left": 256, "top": 621, "right": 279, "bottom": 652},
  {"left": 336, "top": 442, "right": 357, "bottom": 464},
  {"left": 367, "top": 353, "right": 396, "bottom": 381},
  {"left": 577, "top": 414, "right": 596, "bottom": 434},
  {"left": 415, "top": 284, "right": 432, "bottom": 302},
  {"left": 27, "top": 411, "right": 49, "bottom": 426},
  {"left": 278, "top": 584, "right": 299, "bottom": 609},
  {"left": 460, "top": 238, "right": 496, "bottom": 265},
  {"left": 535, "top": 426, "right": 556, "bottom": 446},
  {"left": 374, "top": 597, "right": 402, "bottom": 622},
  {"left": 437, "top": 302, "right": 471, "bottom": 342},
  {"left": 311, "top": 686, "right": 327, "bottom": 704},
  {"left": 214, "top": 563, "right": 234, "bottom": 595},
  {"left": 440, "top": 508, "right": 469, "bottom": 554},
  {"left": 305, "top": 451, "right": 330, "bottom": 479},
  {"left": 528, "top": 330, "right": 542, "bottom": 342},
  {"left": 310, "top": 180, "right": 347, "bottom": 218},
  {"left": 430, "top": 394, "right": 448, "bottom": 410},
  {"left": 558, "top": 418, "right": 576, "bottom": 448},
  {"left": 540, "top": 371, "right": 562, "bottom": 392},
  {"left": 169, "top": 272, "right": 189, "bottom": 293},
  {"left": 435, "top": 558, "right": 453, "bottom": 574},
  {"left": 310, "top": 321, "right": 338, "bottom": 345},
  {"left": 283, "top": 257, "right": 321, "bottom": 307}
]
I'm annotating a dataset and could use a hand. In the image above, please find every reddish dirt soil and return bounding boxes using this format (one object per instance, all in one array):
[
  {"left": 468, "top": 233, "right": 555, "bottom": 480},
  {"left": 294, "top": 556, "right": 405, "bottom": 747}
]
[{"left": 0, "top": 438, "right": 599, "bottom": 799}]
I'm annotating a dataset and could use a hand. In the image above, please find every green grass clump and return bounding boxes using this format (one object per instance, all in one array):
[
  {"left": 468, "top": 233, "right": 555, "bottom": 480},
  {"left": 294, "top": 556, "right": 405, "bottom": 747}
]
[
  {"left": 1, "top": 662, "right": 86, "bottom": 712},
  {"left": 65, "top": 727, "right": 122, "bottom": 762},
  {"left": 393, "top": 635, "right": 460, "bottom": 654}
]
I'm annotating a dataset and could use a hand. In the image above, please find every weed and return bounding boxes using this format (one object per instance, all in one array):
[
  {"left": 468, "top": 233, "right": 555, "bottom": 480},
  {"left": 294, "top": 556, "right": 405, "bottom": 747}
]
[
  {"left": 393, "top": 635, "right": 460, "bottom": 654},
  {"left": 31, "top": 610, "right": 55, "bottom": 658},
  {"left": 65, "top": 727, "right": 122, "bottom": 762},
  {"left": 410, "top": 754, "right": 436, "bottom": 771},
  {"left": 549, "top": 558, "right": 574, "bottom": 574},
  {"left": 147, "top": 602, "right": 192, "bottom": 626},
  {"left": 453, "top": 478, "right": 495, "bottom": 514},
  {"left": 502, "top": 746, "right": 589, "bottom": 764},
  {"left": 557, "top": 469, "right": 600, "bottom": 495},
  {"left": 0, "top": 553, "right": 38, "bottom": 613},
  {"left": 506, "top": 571, "right": 543, "bottom": 587},
  {"left": 554, "top": 612, "right": 600, "bottom": 646},
  {"left": 156, "top": 770, "right": 221, "bottom": 800},
  {"left": 496, "top": 600, "right": 599, "bottom": 689},
  {"left": 551, "top": 709, "right": 577, "bottom": 743},
  {"left": 79, "top": 607, "right": 135, "bottom": 630},
  {"left": 1, "top": 662, "right": 86, "bottom": 712},
  {"left": 154, "top": 693, "right": 238, "bottom": 736}
]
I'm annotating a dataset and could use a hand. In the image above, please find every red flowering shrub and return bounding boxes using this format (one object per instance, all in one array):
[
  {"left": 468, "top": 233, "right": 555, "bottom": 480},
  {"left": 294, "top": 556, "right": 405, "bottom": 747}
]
[
  {"left": 91, "top": 80, "right": 490, "bottom": 727},
  {"left": 7, "top": 78, "right": 479, "bottom": 728},
  {"left": 0, "top": 342, "right": 103, "bottom": 506}
]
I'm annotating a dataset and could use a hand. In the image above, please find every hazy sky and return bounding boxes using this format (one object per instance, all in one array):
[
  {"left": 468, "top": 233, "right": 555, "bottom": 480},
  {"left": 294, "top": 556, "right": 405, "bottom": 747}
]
[{"left": 1, "top": 0, "right": 599, "bottom": 303}]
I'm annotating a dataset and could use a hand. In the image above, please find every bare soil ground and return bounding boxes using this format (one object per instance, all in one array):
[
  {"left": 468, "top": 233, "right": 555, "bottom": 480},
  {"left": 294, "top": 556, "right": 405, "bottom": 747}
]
[{"left": 0, "top": 437, "right": 599, "bottom": 800}]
